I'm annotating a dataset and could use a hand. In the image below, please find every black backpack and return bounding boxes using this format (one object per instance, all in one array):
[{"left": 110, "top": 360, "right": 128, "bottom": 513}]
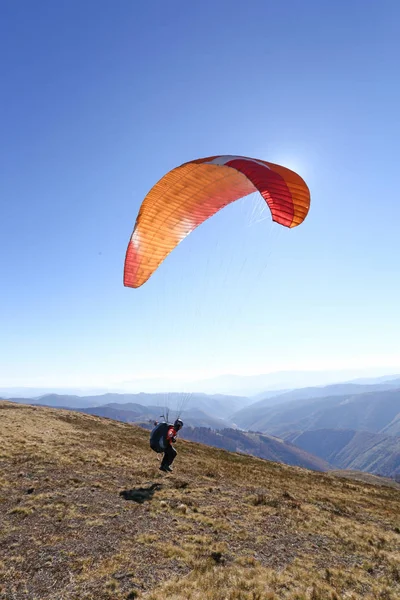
[{"left": 150, "top": 422, "right": 171, "bottom": 453}]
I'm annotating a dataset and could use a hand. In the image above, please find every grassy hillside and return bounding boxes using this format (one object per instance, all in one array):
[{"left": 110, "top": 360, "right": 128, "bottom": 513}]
[{"left": 1, "top": 401, "right": 400, "bottom": 600}]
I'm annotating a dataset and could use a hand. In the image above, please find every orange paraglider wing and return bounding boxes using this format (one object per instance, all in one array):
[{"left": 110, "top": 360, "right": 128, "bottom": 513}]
[{"left": 124, "top": 155, "right": 310, "bottom": 288}]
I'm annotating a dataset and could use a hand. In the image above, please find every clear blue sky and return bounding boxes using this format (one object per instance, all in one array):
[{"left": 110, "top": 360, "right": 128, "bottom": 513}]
[{"left": 1, "top": 0, "right": 400, "bottom": 390}]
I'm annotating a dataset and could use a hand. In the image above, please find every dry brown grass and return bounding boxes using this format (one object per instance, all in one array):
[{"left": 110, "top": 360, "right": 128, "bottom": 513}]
[{"left": 0, "top": 400, "right": 399, "bottom": 600}]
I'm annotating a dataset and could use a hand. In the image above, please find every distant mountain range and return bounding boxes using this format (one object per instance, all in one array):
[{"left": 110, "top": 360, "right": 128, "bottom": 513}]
[
  {"left": 252, "top": 378, "right": 400, "bottom": 407},
  {"left": 81, "top": 403, "right": 233, "bottom": 430},
  {"left": 179, "top": 427, "right": 330, "bottom": 472},
  {"left": 233, "top": 386, "right": 400, "bottom": 436},
  {"left": 285, "top": 429, "right": 400, "bottom": 477},
  {"left": 4, "top": 392, "right": 250, "bottom": 419}
]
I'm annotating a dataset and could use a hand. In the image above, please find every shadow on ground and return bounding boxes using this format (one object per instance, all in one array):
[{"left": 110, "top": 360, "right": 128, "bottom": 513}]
[{"left": 119, "top": 483, "right": 163, "bottom": 503}]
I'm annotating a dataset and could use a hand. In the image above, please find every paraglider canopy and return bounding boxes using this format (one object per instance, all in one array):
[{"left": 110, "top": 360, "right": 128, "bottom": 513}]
[{"left": 124, "top": 155, "right": 310, "bottom": 288}]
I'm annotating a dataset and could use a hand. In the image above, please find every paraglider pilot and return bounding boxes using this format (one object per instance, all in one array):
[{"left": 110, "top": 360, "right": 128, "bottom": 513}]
[{"left": 160, "top": 419, "right": 183, "bottom": 472}]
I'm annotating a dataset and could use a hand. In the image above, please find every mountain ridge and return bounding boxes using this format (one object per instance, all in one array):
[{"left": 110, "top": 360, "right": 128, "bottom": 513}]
[
  {"left": 234, "top": 388, "right": 400, "bottom": 436},
  {"left": 285, "top": 428, "right": 400, "bottom": 477}
]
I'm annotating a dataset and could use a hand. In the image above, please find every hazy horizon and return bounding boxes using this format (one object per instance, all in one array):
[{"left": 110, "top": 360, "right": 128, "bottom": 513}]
[{"left": 2, "top": 366, "right": 400, "bottom": 399}]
